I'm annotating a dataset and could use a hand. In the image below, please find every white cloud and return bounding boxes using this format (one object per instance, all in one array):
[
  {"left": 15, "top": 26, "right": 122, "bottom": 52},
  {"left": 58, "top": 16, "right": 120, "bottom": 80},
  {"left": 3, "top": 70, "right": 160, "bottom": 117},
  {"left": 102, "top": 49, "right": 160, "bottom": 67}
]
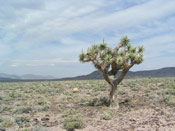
[
  {"left": 0, "top": 0, "right": 174, "bottom": 77},
  {"left": 2, "top": 0, "right": 175, "bottom": 44},
  {"left": 11, "top": 58, "right": 78, "bottom": 67}
]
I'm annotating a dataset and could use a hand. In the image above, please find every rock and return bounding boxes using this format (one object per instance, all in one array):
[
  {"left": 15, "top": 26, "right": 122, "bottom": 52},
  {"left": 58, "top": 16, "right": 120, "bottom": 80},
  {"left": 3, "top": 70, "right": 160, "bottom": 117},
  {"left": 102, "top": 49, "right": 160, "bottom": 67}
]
[
  {"left": 41, "top": 117, "right": 50, "bottom": 121},
  {"left": 73, "top": 88, "right": 79, "bottom": 92}
]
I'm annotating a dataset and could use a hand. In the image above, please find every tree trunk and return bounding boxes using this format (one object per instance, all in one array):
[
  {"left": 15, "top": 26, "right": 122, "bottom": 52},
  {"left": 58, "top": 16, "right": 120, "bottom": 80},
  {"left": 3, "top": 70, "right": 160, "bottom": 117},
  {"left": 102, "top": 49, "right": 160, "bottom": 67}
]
[{"left": 109, "top": 85, "right": 119, "bottom": 109}]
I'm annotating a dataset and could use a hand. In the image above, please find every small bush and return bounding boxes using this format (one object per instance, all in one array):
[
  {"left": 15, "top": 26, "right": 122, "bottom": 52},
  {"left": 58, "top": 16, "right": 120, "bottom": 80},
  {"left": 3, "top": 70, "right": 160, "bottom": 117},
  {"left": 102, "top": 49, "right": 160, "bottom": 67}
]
[
  {"left": 37, "top": 105, "right": 50, "bottom": 112},
  {"left": 0, "top": 116, "right": 3, "bottom": 123},
  {"left": 63, "top": 109, "right": 85, "bottom": 131},
  {"left": 130, "top": 86, "right": 140, "bottom": 91},
  {"left": 37, "top": 101, "right": 46, "bottom": 105},
  {"left": 0, "top": 118, "right": 13, "bottom": 128},
  {"left": 15, "top": 107, "right": 32, "bottom": 114},
  {"left": 8, "top": 91, "right": 21, "bottom": 98},
  {"left": 88, "top": 96, "right": 110, "bottom": 106},
  {"left": 101, "top": 110, "right": 114, "bottom": 120},
  {"left": 63, "top": 109, "right": 78, "bottom": 118},
  {"left": 119, "top": 98, "right": 131, "bottom": 105},
  {"left": 2, "top": 106, "right": 12, "bottom": 112},
  {"left": 32, "top": 125, "right": 47, "bottom": 131},
  {"left": 118, "top": 89, "right": 127, "bottom": 95},
  {"left": 15, "top": 116, "right": 30, "bottom": 127},
  {"left": 64, "top": 115, "right": 85, "bottom": 131},
  {"left": 0, "top": 96, "right": 3, "bottom": 100}
]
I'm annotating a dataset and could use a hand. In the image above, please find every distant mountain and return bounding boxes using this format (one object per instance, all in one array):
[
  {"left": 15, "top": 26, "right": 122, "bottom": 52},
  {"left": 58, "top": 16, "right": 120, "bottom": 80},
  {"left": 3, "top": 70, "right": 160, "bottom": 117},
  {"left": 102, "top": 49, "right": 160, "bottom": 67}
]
[
  {"left": 60, "top": 67, "right": 175, "bottom": 80},
  {"left": 0, "top": 73, "right": 20, "bottom": 80},
  {"left": 0, "top": 73, "right": 57, "bottom": 81},
  {"left": 0, "top": 67, "right": 174, "bottom": 82},
  {"left": 20, "top": 74, "right": 56, "bottom": 80}
]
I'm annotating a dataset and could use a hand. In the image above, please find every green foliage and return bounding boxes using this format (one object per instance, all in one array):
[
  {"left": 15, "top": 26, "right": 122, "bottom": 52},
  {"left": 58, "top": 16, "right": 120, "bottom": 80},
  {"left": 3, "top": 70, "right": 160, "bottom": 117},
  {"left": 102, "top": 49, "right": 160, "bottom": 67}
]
[
  {"left": 127, "top": 43, "right": 132, "bottom": 50},
  {"left": 118, "top": 50, "right": 126, "bottom": 57},
  {"left": 0, "top": 116, "right": 3, "bottom": 123},
  {"left": 101, "top": 110, "right": 114, "bottom": 120},
  {"left": 119, "top": 98, "right": 131, "bottom": 105},
  {"left": 130, "top": 47, "right": 136, "bottom": 54},
  {"left": 0, "top": 118, "right": 13, "bottom": 128},
  {"left": 8, "top": 91, "right": 21, "bottom": 99},
  {"left": 15, "top": 116, "right": 30, "bottom": 127},
  {"left": 104, "top": 54, "right": 112, "bottom": 63},
  {"left": 88, "top": 96, "right": 110, "bottom": 106},
  {"left": 79, "top": 36, "right": 144, "bottom": 70},
  {"left": 0, "top": 96, "right": 3, "bottom": 100},
  {"left": 63, "top": 109, "right": 85, "bottom": 131},
  {"left": 120, "top": 36, "right": 130, "bottom": 46},
  {"left": 32, "top": 125, "right": 47, "bottom": 131},
  {"left": 116, "top": 56, "right": 124, "bottom": 66},
  {"left": 118, "top": 89, "right": 127, "bottom": 95},
  {"left": 79, "top": 53, "right": 86, "bottom": 61},
  {"left": 63, "top": 109, "right": 78, "bottom": 118},
  {"left": 2, "top": 105, "right": 12, "bottom": 112},
  {"left": 89, "top": 44, "right": 99, "bottom": 55},
  {"left": 131, "top": 86, "right": 140, "bottom": 91},
  {"left": 137, "top": 46, "right": 144, "bottom": 53},
  {"left": 64, "top": 116, "right": 84, "bottom": 131},
  {"left": 99, "top": 43, "right": 107, "bottom": 50},
  {"left": 134, "top": 54, "right": 144, "bottom": 64},
  {"left": 15, "top": 107, "right": 32, "bottom": 114}
]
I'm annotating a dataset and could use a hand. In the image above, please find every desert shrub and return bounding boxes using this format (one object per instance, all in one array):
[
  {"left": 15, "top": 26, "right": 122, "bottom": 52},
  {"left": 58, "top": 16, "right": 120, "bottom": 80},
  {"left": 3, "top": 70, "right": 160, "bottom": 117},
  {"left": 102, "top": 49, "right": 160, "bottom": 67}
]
[
  {"left": 15, "top": 116, "right": 30, "bottom": 127},
  {"left": 2, "top": 106, "right": 12, "bottom": 112},
  {"left": 8, "top": 91, "right": 21, "bottom": 98},
  {"left": 0, "top": 96, "right": 3, "bottom": 100},
  {"left": 15, "top": 107, "right": 32, "bottom": 114},
  {"left": 63, "top": 109, "right": 78, "bottom": 118},
  {"left": 32, "top": 125, "right": 47, "bottom": 131},
  {"left": 130, "top": 86, "right": 140, "bottom": 91},
  {"left": 37, "top": 101, "right": 46, "bottom": 105},
  {"left": 145, "top": 88, "right": 151, "bottom": 94},
  {"left": 0, "top": 116, "right": 3, "bottom": 123},
  {"left": 118, "top": 89, "right": 127, "bottom": 95},
  {"left": 119, "top": 98, "right": 131, "bottom": 105},
  {"left": 164, "top": 89, "right": 175, "bottom": 95},
  {"left": 64, "top": 115, "right": 85, "bottom": 131},
  {"left": 101, "top": 110, "right": 114, "bottom": 120},
  {"left": 88, "top": 96, "right": 110, "bottom": 106},
  {"left": 163, "top": 95, "right": 171, "bottom": 104},
  {"left": 163, "top": 95, "right": 175, "bottom": 106},
  {"left": 37, "top": 105, "right": 50, "bottom": 112},
  {"left": 41, "top": 105, "right": 50, "bottom": 112},
  {"left": 0, "top": 118, "right": 13, "bottom": 128},
  {"left": 63, "top": 109, "right": 85, "bottom": 131}
]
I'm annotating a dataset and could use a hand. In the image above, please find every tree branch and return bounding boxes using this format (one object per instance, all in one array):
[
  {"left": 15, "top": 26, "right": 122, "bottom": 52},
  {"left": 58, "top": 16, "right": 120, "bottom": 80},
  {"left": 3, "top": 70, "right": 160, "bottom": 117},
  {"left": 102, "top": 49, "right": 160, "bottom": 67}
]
[
  {"left": 103, "top": 69, "right": 114, "bottom": 86},
  {"left": 113, "top": 64, "right": 133, "bottom": 86}
]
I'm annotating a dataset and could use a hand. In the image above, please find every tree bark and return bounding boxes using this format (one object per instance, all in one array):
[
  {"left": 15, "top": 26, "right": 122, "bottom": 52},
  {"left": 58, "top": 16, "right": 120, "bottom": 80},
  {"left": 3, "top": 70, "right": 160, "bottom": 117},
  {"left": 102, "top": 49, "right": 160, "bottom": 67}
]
[{"left": 109, "top": 84, "right": 119, "bottom": 109}]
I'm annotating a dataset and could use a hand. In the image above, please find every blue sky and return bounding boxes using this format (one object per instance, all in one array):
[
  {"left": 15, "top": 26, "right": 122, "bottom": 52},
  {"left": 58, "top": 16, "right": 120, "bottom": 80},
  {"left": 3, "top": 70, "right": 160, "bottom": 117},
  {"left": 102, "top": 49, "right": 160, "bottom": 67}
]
[{"left": 0, "top": 0, "right": 175, "bottom": 78}]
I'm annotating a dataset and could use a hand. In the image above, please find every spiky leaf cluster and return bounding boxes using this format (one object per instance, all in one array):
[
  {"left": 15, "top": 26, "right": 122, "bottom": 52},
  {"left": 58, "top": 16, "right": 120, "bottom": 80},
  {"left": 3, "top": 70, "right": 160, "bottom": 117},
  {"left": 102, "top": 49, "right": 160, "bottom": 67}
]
[
  {"left": 120, "top": 36, "right": 130, "bottom": 46},
  {"left": 79, "top": 36, "right": 144, "bottom": 71}
]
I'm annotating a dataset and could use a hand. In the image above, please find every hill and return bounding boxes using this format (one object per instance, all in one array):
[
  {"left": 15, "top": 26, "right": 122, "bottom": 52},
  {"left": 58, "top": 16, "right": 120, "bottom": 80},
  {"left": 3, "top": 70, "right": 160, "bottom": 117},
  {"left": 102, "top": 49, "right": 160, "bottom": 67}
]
[
  {"left": 0, "top": 67, "right": 175, "bottom": 82},
  {"left": 60, "top": 67, "right": 175, "bottom": 80},
  {"left": 0, "top": 73, "right": 56, "bottom": 82}
]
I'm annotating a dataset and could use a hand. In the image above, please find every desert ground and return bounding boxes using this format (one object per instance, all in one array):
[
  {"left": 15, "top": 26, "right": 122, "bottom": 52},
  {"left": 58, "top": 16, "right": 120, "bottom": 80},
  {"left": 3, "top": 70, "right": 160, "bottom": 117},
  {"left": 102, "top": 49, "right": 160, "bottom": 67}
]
[{"left": 0, "top": 77, "right": 175, "bottom": 131}]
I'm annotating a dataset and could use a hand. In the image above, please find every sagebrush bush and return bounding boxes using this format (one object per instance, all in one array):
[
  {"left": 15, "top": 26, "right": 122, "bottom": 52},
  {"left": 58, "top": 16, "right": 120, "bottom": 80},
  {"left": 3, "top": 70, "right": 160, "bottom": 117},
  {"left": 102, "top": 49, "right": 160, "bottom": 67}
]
[
  {"left": 15, "top": 116, "right": 30, "bottom": 127},
  {"left": 63, "top": 109, "right": 85, "bottom": 131},
  {"left": 101, "top": 110, "right": 114, "bottom": 120}
]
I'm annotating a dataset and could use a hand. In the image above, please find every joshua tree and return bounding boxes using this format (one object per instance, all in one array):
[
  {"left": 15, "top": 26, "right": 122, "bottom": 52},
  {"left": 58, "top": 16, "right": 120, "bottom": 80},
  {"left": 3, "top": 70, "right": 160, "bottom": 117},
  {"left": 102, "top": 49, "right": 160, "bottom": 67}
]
[{"left": 79, "top": 36, "right": 144, "bottom": 108}]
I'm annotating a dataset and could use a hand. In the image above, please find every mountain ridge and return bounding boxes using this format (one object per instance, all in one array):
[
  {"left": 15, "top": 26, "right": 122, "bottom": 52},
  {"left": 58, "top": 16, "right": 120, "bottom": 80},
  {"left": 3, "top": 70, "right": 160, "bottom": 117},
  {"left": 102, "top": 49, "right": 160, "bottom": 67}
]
[
  {"left": 0, "top": 67, "right": 175, "bottom": 82},
  {"left": 59, "top": 67, "right": 175, "bottom": 80}
]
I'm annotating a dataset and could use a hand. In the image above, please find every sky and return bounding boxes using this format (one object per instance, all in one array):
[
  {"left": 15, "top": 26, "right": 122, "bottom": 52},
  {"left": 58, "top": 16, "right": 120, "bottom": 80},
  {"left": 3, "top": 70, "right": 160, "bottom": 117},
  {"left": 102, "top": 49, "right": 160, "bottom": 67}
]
[{"left": 0, "top": 0, "right": 175, "bottom": 78}]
